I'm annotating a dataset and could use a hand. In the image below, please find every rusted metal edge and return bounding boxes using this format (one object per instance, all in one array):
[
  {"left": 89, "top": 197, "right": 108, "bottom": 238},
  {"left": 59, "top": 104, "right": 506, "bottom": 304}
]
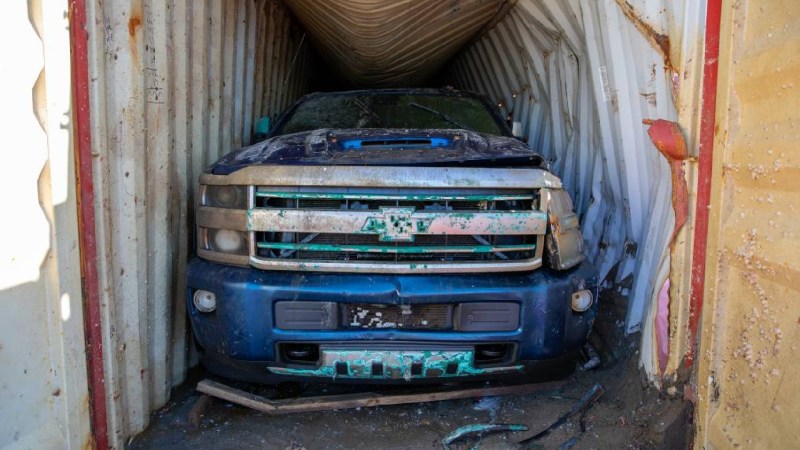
[
  {"left": 69, "top": 0, "right": 109, "bottom": 447},
  {"left": 614, "top": 0, "right": 674, "bottom": 71},
  {"left": 200, "top": 165, "right": 562, "bottom": 189},
  {"left": 687, "top": 0, "right": 723, "bottom": 368},
  {"left": 196, "top": 378, "right": 564, "bottom": 415},
  {"left": 249, "top": 256, "right": 542, "bottom": 274}
]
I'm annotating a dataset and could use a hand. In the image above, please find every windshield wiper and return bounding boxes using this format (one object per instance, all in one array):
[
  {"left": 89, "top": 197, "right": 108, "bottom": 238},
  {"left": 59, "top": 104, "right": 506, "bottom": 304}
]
[
  {"left": 409, "top": 102, "right": 471, "bottom": 130},
  {"left": 353, "top": 97, "right": 382, "bottom": 126}
]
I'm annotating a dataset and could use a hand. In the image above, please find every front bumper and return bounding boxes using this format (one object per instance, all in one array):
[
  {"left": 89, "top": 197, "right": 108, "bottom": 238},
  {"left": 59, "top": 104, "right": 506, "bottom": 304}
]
[{"left": 187, "top": 258, "right": 598, "bottom": 384}]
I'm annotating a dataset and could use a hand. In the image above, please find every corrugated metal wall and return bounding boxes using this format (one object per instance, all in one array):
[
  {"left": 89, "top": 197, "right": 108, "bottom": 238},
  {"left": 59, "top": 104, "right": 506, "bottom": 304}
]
[
  {"left": 445, "top": 0, "right": 706, "bottom": 346},
  {"left": 82, "top": 0, "right": 314, "bottom": 446}
]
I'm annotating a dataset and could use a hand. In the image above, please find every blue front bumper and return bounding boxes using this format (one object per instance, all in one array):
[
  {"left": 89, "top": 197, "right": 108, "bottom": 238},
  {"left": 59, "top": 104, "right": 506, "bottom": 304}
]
[{"left": 187, "top": 258, "right": 598, "bottom": 383}]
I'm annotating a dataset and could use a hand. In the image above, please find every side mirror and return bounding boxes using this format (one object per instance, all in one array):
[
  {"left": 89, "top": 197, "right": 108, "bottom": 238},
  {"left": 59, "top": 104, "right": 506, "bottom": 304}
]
[
  {"left": 511, "top": 121, "right": 524, "bottom": 139},
  {"left": 253, "top": 117, "right": 271, "bottom": 143}
]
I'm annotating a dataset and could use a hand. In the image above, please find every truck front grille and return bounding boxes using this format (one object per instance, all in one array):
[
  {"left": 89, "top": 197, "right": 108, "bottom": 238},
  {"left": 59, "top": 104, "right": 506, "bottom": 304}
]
[{"left": 248, "top": 187, "right": 547, "bottom": 273}]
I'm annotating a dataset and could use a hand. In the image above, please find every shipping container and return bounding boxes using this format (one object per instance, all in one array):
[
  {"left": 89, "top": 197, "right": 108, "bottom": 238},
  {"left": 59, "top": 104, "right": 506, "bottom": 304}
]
[
  {"left": 1, "top": 0, "right": 797, "bottom": 448},
  {"left": 74, "top": 1, "right": 706, "bottom": 445}
]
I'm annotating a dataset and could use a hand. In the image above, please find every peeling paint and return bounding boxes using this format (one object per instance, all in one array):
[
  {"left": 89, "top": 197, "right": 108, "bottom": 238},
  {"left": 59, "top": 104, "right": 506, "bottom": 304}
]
[
  {"left": 644, "top": 119, "right": 690, "bottom": 247},
  {"left": 268, "top": 350, "right": 523, "bottom": 380}
]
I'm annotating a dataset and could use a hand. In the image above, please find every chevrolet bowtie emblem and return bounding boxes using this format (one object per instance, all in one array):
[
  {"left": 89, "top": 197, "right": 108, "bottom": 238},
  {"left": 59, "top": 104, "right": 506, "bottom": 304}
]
[{"left": 361, "top": 207, "right": 433, "bottom": 242}]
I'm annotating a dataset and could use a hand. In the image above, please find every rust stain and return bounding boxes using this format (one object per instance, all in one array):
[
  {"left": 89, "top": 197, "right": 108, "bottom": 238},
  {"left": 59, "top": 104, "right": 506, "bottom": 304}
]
[
  {"left": 615, "top": 0, "right": 674, "bottom": 71},
  {"left": 128, "top": 16, "right": 141, "bottom": 37},
  {"left": 128, "top": 7, "right": 142, "bottom": 63}
]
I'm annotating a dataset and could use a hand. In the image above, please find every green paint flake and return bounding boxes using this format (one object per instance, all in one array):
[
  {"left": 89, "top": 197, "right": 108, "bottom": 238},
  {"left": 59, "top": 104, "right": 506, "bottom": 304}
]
[
  {"left": 256, "top": 242, "right": 535, "bottom": 254},
  {"left": 267, "top": 350, "right": 523, "bottom": 380}
]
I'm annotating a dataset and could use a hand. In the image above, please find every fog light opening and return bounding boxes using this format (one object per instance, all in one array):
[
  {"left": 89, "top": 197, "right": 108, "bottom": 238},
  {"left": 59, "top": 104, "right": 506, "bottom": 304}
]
[
  {"left": 193, "top": 290, "right": 217, "bottom": 313},
  {"left": 474, "top": 343, "right": 511, "bottom": 366},
  {"left": 281, "top": 343, "right": 320, "bottom": 365},
  {"left": 572, "top": 290, "right": 593, "bottom": 312}
]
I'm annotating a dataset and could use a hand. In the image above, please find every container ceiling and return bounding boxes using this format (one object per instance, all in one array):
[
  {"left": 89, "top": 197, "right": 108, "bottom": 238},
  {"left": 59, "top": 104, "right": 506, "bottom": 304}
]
[{"left": 283, "top": 0, "right": 513, "bottom": 86}]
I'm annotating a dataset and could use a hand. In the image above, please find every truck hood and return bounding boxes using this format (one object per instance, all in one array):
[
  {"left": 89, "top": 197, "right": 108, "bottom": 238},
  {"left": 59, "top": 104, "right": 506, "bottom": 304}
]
[{"left": 209, "top": 128, "right": 546, "bottom": 175}]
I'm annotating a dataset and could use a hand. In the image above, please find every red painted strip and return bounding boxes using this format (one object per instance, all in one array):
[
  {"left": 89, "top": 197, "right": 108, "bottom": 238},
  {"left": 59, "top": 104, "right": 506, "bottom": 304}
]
[
  {"left": 69, "top": 0, "right": 110, "bottom": 448},
  {"left": 686, "top": 0, "right": 723, "bottom": 367}
]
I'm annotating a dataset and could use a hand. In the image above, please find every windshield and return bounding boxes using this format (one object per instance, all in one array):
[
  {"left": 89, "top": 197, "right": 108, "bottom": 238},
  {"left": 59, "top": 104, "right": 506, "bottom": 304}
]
[{"left": 272, "top": 92, "right": 508, "bottom": 136}]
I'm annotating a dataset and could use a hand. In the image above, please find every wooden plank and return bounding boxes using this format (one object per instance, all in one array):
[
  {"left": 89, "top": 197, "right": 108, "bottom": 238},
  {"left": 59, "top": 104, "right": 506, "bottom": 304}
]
[
  {"left": 187, "top": 394, "right": 213, "bottom": 427},
  {"left": 197, "top": 379, "right": 565, "bottom": 415}
]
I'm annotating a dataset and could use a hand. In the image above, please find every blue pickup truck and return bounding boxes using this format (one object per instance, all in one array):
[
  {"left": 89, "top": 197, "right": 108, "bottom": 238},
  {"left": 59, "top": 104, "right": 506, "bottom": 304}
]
[{"left": 187, "top": 89, "right": 597, "bottom": 384}]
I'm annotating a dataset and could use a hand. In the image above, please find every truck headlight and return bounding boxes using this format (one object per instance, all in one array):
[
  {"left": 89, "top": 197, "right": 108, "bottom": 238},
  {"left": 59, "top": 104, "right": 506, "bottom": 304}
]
[
  {"left": 202, "top": 185, "right": 247, "bottom": 209},
  {"left": 543, "top": 189, "right": 586, "bottom": 270},
  {"left": 203, "top": 228, "right": 248, "bottom": 255}
]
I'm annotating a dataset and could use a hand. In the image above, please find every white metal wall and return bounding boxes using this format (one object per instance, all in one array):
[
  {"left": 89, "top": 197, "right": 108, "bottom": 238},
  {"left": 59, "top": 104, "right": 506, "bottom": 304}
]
[
  {"left": 0, "top": 1, "right": 92, "bottom": 449},
  {"left": 83, "top": 0, "right": 314, "bottom": 446},
  {"left": 446, "top": 0, "right": 706, "bottom": 347}
]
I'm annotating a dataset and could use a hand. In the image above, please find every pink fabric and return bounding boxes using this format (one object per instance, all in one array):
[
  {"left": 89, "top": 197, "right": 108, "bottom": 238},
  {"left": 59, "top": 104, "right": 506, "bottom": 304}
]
[{"left": 656, "top": 279, "right": 670, "bottom": 376}]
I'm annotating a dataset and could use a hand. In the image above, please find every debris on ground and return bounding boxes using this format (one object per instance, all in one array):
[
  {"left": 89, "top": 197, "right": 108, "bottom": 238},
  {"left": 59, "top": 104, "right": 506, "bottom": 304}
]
[
  {"left": 441, "top": 424, "right": 528, "bottom": 450},
  {"left": 518, "top": 383, "right": 604, "bottom": 445},
  {"left": 187, "top": 395, "right": 212, "bottom": 428},
  {"left": 472, "top": 396, "right": 502, "bottom": 421},
  {"left": 578, "top": 343, "right": 602, "bottom": 371},
  {"left": 197, "top": 378, "right": 564, "bottom": 416}
]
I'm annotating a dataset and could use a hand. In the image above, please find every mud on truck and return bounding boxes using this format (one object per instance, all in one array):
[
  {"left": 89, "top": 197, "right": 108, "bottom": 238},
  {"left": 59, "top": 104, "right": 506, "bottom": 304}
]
[{"left": 187, "top": 89, "right": 597, "bottom": 383}]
